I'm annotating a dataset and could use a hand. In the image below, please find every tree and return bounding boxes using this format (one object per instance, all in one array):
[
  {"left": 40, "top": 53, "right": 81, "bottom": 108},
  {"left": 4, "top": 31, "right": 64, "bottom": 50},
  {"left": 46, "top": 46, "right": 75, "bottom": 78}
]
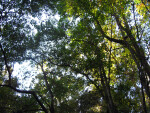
[
  {"left": 54, "top": 0, "right": 150, "bottom": 112},
  {"left": 0, "top": 0, "right": 150, "bottom": 113},
  {"left": 0, "top": 0, "right": 51, "bottom": 112}
]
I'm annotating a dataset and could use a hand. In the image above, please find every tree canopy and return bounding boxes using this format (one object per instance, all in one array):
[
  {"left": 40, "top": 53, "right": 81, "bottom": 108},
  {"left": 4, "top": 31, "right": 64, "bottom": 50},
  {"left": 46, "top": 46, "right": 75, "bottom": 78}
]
[{"left": 0, "top": 0, "right": 150, "bottom": 113}]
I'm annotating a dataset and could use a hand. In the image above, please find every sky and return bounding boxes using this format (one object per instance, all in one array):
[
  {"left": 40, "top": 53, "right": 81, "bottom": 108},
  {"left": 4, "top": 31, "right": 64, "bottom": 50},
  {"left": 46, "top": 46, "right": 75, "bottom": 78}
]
[
  {"left": 13, "top": 61, "right": 38, "bottom": 90},
  {"left": 13, "top": 12, "right": 60, "bottom": 90}
]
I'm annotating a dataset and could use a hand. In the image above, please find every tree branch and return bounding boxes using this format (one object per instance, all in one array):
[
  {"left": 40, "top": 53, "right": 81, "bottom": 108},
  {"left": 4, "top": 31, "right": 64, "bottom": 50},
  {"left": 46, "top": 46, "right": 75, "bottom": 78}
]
[
  {"left": 40, "top": 61, "right": 55, "bottom": 113},
  {"left": 141, "top": 0, "right": 150, "bottom": 13},
  {"left": 95, "top": 20, "right": 125, "bottom": 45},
  {"left": 0, "top": 85, "right": 48, "bottom": 113},
  {"left": 29, "top": 57, "right": 55, "bottom": 113},
  {"left": 0, "top": 43, "right": 12, "bottom": 85}
]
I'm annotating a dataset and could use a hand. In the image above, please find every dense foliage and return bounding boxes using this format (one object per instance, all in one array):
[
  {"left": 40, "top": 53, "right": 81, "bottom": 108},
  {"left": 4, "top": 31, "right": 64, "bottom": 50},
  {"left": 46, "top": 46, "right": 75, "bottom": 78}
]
[{"left": 0, "top": 0, "right": 150, "bottom": 113}]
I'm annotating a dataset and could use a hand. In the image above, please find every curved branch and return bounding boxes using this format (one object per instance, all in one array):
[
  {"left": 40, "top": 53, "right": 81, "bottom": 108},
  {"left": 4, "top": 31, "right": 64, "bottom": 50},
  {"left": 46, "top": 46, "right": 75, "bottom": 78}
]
[
  {"left": 95, "top": 20, "right": 125, "bottom": 45},
  {"left": 0, "top": 85, "right": 48, "bottom": 113},
  {"left": 29, "top": 57, "right": 55, "bottom": 113}
]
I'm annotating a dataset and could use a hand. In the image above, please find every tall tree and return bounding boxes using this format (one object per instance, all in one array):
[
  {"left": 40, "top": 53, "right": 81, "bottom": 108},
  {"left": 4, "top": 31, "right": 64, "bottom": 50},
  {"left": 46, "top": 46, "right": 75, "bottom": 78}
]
[{"left": 1, "top": 0, "right": 150, "bottom": 112}]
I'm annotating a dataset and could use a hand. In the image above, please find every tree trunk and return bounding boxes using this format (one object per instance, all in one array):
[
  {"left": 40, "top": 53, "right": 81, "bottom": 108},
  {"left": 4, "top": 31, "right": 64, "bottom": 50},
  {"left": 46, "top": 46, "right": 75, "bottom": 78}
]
[
  {"left": 42, "top": 70, "right": 55, "bottom": 113},
  {"left": 125, "top": 39, "right": 150, "bottom": 98},
  {"left": 99, "top": 65, "right": 118, "bottom": 113},
  {"left": 141, "top": 84, "right": 147, "bottom": 113},
  {"left": 110, "top": 14, "right": 150, "bottom": 98}
]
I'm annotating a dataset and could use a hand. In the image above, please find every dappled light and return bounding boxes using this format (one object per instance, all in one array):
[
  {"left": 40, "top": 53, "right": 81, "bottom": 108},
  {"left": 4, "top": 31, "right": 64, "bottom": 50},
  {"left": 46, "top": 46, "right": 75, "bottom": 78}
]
[{"left": 0, "top": 0, "right": 150, "bottom": 113}]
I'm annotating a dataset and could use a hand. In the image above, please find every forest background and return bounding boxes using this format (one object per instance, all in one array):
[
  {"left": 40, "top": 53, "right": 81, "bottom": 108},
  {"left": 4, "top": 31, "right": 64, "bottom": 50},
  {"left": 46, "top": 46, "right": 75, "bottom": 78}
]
[{"left": 0, "top": 0, "right": 150, "bottom": 113}]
